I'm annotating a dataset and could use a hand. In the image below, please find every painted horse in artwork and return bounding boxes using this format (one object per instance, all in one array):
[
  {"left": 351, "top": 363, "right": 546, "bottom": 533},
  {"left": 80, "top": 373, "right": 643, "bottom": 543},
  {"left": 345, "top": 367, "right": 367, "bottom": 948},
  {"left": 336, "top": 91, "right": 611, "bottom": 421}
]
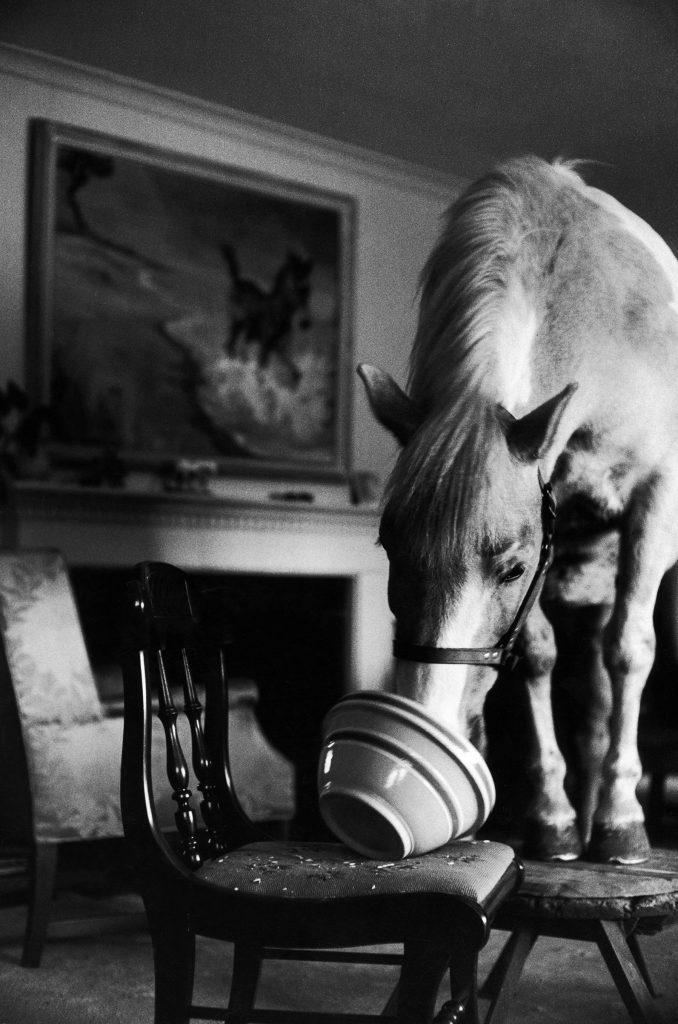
[
  {"left": 221, "top": 243, "right": 313, "bottom": 385},
  {"left": 360, "top": 156, "right": 678, "bottom": 863}
]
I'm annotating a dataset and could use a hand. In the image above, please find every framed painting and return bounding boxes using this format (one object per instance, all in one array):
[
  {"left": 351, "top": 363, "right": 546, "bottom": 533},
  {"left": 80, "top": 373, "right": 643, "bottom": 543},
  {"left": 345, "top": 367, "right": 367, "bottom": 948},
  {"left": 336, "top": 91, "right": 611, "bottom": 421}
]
[{"left": 26, "top": 119, "right": 355, "bottom": 479}]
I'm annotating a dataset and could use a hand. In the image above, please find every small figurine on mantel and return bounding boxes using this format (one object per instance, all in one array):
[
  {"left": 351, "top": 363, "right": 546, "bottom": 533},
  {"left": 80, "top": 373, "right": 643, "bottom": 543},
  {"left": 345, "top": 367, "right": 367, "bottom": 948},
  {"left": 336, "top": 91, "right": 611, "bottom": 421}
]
[
  {"left": 348, "top": 470, "right": 380, "bottom": 506},
  {"left": 78, "top": 446, "right": 128, "bottom": 488},
  {"left": 160, "top": 458, "right": 218, "bottom": 494},
  {"left": 0, "top": 380, "right": 52, "bottom": 485}
]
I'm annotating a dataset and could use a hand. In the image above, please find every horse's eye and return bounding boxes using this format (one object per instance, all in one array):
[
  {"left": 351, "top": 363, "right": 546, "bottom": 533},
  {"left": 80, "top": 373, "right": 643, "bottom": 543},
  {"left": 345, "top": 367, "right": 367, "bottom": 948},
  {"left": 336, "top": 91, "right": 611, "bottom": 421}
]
[{"left": 500, "top": 563, "right": 526, "bottom": 584}]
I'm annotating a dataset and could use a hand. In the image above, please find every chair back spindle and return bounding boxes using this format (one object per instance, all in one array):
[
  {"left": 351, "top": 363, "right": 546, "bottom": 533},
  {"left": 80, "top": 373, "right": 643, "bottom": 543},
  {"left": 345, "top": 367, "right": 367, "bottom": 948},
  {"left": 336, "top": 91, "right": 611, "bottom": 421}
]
[
  {"left": 154, "top": 646, "right": 204, "bottom": 869},
  {"left": 121, "top": 564, "right": 256, "bottom": 877},
  {"left": 179, "top": 646, "right": 227, "bottom": 858}
]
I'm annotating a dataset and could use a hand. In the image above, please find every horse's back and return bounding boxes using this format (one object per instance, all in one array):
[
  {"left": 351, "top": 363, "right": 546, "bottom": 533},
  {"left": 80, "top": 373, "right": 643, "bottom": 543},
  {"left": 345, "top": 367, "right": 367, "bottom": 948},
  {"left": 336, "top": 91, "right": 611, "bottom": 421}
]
[
  {"left": 507, "top": 158, "right": 678, "bottom": 369},
  {"left": 499, "top": 159, "right": 678, "bottom": 451},
  {"left": 411, "top": 157, "right": 678, "bottom": 419}
]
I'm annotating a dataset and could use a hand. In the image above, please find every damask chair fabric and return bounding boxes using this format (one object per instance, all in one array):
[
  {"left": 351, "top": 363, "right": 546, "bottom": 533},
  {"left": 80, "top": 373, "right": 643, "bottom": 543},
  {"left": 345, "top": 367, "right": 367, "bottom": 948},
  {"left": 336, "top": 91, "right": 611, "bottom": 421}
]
[
  {"left": 0, "top": 551, "right": 121, "bottom": 841},
  {"left": 0, "top": 548, "right": 295, "bottom": 966}
]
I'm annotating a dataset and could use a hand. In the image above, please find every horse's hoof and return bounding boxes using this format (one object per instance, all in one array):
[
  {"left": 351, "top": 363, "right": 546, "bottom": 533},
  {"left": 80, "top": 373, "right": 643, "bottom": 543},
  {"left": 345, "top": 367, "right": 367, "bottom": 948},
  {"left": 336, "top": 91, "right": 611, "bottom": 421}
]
[
  {"left": 523, "top": 819, "right": 583, "bottom": 861},
  {"left": 587, "top": 821, "right": 651, "bottom": 864}
]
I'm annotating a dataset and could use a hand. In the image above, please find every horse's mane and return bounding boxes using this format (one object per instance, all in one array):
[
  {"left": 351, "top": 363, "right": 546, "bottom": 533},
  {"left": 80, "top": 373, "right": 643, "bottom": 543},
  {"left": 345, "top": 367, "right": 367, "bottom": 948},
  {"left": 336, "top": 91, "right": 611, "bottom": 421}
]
[
  {"left": 382, "top": 156, "right": 584, "bottom": 570},
  {"left": 408, "top": 154, "right": 584, "bottom": 406}
]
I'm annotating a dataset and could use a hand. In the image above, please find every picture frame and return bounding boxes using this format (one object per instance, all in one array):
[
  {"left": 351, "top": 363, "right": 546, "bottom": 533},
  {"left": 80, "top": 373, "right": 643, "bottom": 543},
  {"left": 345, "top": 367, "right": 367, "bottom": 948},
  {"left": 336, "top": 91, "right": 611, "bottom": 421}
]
[{"left": 26, "top": 119, "right": 355, "bottom": 480}]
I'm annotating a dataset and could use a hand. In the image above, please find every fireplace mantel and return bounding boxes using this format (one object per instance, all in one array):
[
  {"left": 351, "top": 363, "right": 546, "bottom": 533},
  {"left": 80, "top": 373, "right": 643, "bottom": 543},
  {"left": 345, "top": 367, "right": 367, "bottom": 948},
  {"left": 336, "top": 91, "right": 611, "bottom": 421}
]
[{"left": 1, "top": 480, "right": 394, "bottom": 690}]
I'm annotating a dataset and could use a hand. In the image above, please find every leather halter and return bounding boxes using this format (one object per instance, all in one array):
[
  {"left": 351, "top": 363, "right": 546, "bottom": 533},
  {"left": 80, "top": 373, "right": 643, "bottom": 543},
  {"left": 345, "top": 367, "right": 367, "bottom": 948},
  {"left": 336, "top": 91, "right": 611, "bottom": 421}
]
[{"left": 393, "top": 470, "right": 556, "bottom": 671}]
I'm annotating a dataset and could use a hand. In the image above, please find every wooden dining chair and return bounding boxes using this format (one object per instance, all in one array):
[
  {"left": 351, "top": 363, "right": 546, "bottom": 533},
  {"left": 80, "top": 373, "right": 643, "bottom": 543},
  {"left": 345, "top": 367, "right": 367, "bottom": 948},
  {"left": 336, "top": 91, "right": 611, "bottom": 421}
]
[{"left": 119, "top": 561, "right": 523, "bottom": 1024}]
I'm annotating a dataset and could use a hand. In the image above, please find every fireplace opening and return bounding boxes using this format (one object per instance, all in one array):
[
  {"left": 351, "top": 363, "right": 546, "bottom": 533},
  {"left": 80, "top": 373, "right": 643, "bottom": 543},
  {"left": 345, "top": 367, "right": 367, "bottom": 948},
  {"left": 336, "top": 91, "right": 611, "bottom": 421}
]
[{"left": 70, "top": 567, "right": 350, "bottom": 839}]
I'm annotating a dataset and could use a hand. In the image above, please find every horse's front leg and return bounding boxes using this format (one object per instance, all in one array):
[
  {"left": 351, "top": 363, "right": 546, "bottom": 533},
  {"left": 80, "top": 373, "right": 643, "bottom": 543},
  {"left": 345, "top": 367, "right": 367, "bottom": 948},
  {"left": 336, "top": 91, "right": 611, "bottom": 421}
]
[
  {"left": 568, "top": 604, "right": 614, "bottom": 849},
  {"left": 592, "top": 474, "right": 678, "bottom": 863},
  {"left": 521, "top": 601, "right": 582, "bottom": 860}
]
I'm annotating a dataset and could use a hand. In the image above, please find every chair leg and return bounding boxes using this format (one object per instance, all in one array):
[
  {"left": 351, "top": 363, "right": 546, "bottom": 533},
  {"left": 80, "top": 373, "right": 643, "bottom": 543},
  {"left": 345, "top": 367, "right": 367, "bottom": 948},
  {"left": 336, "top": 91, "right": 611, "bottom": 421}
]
[
  {"left": 399, "top": 916, "right": 479, "bottom": 1024},
  {"left": 227, "top": 943, "right": 263, "bottom": 1021},
  {"left": 22, "top": 841, "right": 58, "bottom": 967},
  {"left": 382, "top": 981, "right": 400, "bottom": 1017},
  {"left": 150, "top": 922, "right": 196, "bottom": 1024},
  {"left": 482, "top": 923, "right": 538, "bottom": 1024},
  {"left": 437, "top": 940, "right": 480, "bottom": 1024},
  {"left": 595, "top": 919, "right": 663, "bottom": 1024},
  {"left": 398, "top": 937, "right": 454, "bottom": 1024}
]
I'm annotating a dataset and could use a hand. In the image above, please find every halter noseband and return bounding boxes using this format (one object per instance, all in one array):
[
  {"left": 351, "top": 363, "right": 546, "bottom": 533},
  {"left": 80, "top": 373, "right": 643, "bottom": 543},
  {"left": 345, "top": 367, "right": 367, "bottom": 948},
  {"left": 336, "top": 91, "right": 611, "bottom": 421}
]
[{"left": 392, "top": 471, "right": 556, "bottom": 671}]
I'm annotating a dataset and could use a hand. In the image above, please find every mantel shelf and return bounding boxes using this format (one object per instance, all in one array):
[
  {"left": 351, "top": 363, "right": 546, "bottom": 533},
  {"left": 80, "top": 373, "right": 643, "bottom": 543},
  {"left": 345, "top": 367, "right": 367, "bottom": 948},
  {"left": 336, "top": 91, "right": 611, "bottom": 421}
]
[
  {"left": 2, "top": 480, "right": 381, "bottom": 534},
  {"left": 0, "top": 479, "right": 392, "bottom": 689}
]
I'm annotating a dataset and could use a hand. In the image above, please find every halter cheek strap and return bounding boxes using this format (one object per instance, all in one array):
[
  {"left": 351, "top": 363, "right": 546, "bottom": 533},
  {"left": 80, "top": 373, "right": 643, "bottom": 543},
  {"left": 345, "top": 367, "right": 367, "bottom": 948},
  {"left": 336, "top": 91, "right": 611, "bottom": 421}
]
[{"left": 393, "top": 470, "right": 556, "bottom": 671}]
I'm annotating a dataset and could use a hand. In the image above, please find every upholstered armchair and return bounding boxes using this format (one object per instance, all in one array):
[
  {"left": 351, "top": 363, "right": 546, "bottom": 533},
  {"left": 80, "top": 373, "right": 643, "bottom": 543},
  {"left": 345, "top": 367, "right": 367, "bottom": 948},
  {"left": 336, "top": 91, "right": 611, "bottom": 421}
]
[{"left": 0, "top": 548, "right": 295, "bottom": 966}]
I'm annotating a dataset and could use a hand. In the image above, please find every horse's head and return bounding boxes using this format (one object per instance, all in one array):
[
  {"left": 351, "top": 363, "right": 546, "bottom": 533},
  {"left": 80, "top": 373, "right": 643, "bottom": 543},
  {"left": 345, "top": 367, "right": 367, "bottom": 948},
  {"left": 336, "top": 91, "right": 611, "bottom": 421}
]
[{"left": 359, "top": 363, "right": 576, "bottom": 739}]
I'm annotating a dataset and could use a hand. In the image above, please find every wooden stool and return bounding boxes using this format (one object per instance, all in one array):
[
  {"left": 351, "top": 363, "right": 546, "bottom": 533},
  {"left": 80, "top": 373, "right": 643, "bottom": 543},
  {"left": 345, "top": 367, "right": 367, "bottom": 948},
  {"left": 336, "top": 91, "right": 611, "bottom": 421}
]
[{"left": 483, "top": 848, "right": 678, "bottom": 1024}]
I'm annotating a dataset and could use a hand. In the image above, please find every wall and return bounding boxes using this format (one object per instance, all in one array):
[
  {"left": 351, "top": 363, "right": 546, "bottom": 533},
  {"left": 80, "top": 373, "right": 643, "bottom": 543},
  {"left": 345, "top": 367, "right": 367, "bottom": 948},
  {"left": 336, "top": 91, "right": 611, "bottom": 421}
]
[
  {"left": 0, "top": 44, "right": 463, "bottom": 491},
  {"left": 0, "top": 45, "right": 466, "bottom": 692},
  {"left": 3, "top": 1, "right": 678, "bottom": 245}
]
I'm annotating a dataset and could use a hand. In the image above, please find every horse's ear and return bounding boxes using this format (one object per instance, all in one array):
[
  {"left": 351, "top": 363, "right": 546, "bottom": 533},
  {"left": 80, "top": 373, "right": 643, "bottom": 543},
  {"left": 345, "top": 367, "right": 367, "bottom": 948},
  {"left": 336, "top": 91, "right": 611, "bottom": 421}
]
[
  {"left": 503, "top": 383, "right": 578, "bottom": 465},
  {"left": 357, "top": 364, "right": 425, "bottom": 446}
]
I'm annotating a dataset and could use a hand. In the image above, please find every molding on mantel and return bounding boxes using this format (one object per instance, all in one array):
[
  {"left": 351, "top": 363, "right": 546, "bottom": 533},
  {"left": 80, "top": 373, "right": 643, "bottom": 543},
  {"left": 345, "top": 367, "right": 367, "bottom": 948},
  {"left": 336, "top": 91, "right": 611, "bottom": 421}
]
[
  {"left": 4, "top": 481, "right": 380, "bottom": 535},
  {"left": 0, "top": 42, "right": 465, "bottom": 199},
  {"left": 1, "top": 481, "right": 391, "bottom": 687}
]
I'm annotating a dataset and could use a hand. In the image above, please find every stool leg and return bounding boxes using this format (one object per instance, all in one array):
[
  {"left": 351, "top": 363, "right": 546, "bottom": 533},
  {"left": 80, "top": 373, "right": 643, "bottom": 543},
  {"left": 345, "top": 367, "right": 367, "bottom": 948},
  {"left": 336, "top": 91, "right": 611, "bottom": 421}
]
[
  {"left": 482, "top": 924, "right": 538, "bottom": 1024},
  {"left": 626, "top": 931, "right": 657, "bottom": 998},
  {"left": 595, "top": 920, "right": 663, "bottom": 1024}
]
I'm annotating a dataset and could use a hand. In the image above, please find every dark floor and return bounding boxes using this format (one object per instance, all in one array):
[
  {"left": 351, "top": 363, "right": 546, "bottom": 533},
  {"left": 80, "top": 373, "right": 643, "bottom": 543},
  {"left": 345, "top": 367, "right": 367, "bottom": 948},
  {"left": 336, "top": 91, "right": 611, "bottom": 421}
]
[
  {"left": 1, "top": 889, "right": 678, "bottom": 1023},
  {"left": 1, "top": 790, "right": 678, "bottom": 1023}
]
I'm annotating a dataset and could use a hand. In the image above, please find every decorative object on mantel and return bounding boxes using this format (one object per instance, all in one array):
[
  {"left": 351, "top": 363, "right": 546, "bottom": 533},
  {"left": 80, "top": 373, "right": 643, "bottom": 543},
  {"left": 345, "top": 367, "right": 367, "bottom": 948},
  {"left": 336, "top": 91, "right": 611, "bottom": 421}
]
[
  {"left": 160, "top": 458, "right": 217, "bottom": 494},
  {"left": 77, "top": 446, "right": 128, "bottom": 488},
  {"left": 268, "top": 488, "right": 315, "bottom": 504},
  {"left": 348, "top": 469, "right": 380, "bottom": 505},
  {"left": 26, "top": 119, "right": 355, "bottom": 482},
  {"left": 0, "top": 380, "right": 52, "bottom": 486},
  {"left": 2, "top": 477, "right": 383, "bottom": 528}
]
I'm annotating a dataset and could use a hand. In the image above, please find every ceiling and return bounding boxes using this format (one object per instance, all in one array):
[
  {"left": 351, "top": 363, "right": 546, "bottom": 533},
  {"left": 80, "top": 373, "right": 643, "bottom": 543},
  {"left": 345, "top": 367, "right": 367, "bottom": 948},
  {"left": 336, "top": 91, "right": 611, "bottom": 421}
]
[{"left": 3, "top": 0, "right": 678, "bottom": 242}]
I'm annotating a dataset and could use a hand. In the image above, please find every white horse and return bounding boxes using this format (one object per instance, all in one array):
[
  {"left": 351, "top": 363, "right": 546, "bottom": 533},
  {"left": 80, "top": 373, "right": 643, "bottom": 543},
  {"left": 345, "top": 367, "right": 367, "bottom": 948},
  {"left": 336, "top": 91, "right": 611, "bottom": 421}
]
[{"left": 360, "top": 156, "right": 678, "bottom": 863}]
